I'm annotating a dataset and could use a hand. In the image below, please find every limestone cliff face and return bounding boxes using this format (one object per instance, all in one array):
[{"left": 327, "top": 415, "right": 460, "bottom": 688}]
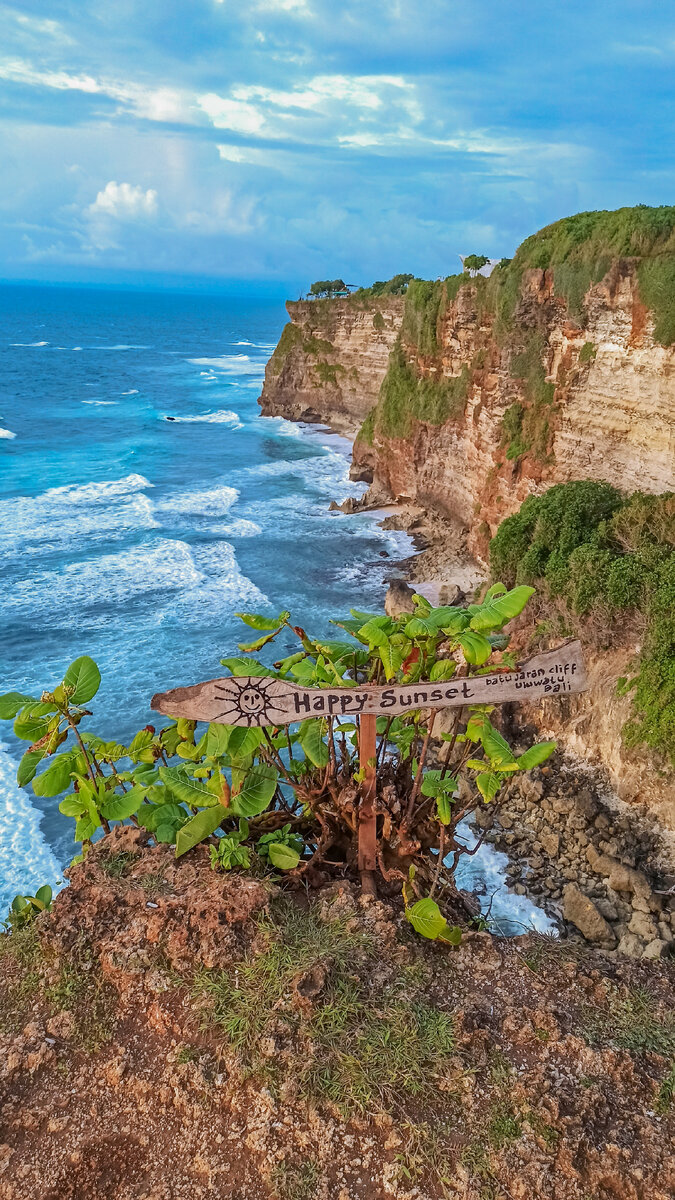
[
  {"left": 353, "top": 262, "right": 675, "bottom": 556},
  {"left": 258, "top": 226, "right": 675, "bottom": 822},
  {"left": 259, "top": 296, "right": 404, "bottom": 436}
]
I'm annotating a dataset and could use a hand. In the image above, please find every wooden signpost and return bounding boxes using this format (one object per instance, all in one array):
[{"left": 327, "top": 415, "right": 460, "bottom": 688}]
[{"left": 151, "top": 640, "right": 586, "bottom": 894}]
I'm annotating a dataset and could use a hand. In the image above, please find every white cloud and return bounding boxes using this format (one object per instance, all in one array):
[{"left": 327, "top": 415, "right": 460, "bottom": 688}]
[
  {"left": 235, "top": 74, "right": 413, "bottom": 115},
  {"left": 89, "top": 181, "right": 158, "bottom": 220},
  {"left": 199, "top": 93, "right": 266, "bottom": 134},
  {"left": 2, "top": 8, "right": 74, "bottom": 45},
  {"left": 0, "top": 59, "right": 99, "bottom": 93}
]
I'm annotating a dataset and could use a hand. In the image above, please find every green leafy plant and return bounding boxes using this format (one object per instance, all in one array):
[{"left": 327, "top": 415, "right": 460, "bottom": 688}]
[
  {"left": 209, "top": 820, "right": 251, "bottom": 871},
  {"left": 3, "top": 885, "right": 52, "bottom": 931},
  {"left": 257, "top": 823, "right": 304, "bottom": 871},
  {"left": 0, "top": 588, "right": 555, "bottom": 935},
  {"left": 490, "top": 482, "right": 675, "bottom": 762}
]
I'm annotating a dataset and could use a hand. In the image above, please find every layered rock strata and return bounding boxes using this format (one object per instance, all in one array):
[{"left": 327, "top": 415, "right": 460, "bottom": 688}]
[{"left": 259, "top": 296, "right": 404, "bottom": 436}]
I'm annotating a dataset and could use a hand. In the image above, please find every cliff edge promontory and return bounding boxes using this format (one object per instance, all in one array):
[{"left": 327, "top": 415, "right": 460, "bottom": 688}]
[
  {"left": 259, "top": 208, "right": 675, "bottom": 841},
  {"left": 261, "top": 209, "right": 675, "bottom": 546}
]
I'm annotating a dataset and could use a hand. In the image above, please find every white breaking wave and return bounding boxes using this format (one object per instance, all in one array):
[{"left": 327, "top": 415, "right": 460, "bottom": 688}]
[
  {"left": 188, "top": 354, "right": 266, "bottom": 377},
  {"left": 154, "top": 484, "right": 239, "bottom": 518},
  {"left": 0, "top": 427, "right": 16, "bottom": 439},
  {"left": 454, "top": 819, "right": 558, "bottom": 936},
  {"left": 0, "top": 741, "right": 63, "bottom": 919},
  {"left": 2, "top": 538, "right": 267, "bottom": 626},
  {"left": 38, "top": 473, "right": 152, "bottom": 504},
  {"left": 163, "top": 409, "right": 243, "bottom": 428},
  {"left": 82, "top": 400, "right": 118, "bottom": 406},
  {"left": 242, "top": 452, "right": 362, "bottom": 501},
  {"left": 121, "top": 389, "right": 139, "bottom": 395},
  {"left": 218, "top": 518, "right": 261, "bottom": 538},
  {"left": 0, "top": 475, "right": 157, "bottom": 557},
  {"left": 84, "top": 344, "right": 150, "bottom": 351},
  {"left": 10, "top": 341, "right": 49, "bottom": 347}
]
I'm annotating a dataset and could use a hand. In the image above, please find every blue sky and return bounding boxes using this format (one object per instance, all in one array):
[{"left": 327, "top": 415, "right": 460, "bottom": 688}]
[{"left": 0, "top": 1, "right": 673, "bottom": 292}]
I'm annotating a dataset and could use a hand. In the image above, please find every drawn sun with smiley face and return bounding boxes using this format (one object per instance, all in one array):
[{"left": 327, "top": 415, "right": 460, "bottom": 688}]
[{"left": 213, "top": 676, "right": 285, "bottom": 727}]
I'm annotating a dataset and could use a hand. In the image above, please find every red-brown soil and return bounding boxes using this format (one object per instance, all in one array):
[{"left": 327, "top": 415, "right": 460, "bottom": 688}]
[{"left": 1, "top": 829, "right": 673, "bottom": 1200}]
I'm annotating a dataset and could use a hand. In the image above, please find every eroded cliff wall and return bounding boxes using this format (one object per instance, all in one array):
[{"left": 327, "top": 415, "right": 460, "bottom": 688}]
[
  {"left": 259, "top": 295, "right": 404, "bottom": 436},
  {"left": 353, "top": 261, "right": 675, "bottom": 557}
]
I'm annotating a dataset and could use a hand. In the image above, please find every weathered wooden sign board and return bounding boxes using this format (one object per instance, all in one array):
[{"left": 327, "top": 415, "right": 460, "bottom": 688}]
[{"left": 151, "top": 641, "right": 586, "bottom": 728}]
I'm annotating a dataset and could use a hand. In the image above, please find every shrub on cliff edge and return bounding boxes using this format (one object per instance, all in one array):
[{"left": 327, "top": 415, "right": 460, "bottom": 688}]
[
  {"left": 490, "top": 482, "right": 675, "bottom": 763},
  {"left": 1, "top": 589, "right": 556, "bottom": 937}
]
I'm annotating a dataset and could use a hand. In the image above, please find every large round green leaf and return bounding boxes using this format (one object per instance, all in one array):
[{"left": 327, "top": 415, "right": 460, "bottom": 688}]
[
  {"left": 406, "top": 897, "right": 447, "bottom": 940},
  {"left": 298, "top": 719, "right": 329, "bottom": 768},
  {"left": 63, "top": 656, "right": 101, "bottom": 704},
  {"left": 516, "top": 740, "right": 557, "bottom": 770},
  {"left": 17, "top": 749, "right": 45, "bottom": 787},
  {"left": 267, "top": 842, "right": 301, "bottom": 871},
  {"left": 101, "top": 787, "right": 145, "bottom": 822},
  {"left": 174, "top": 806, "right": 224, "bottom": 858},
  {"left": 231, "top": 764, "right": 278, "bottom": 817},
  {"left": 32, "top": 752, "right": 77, "bottom": 797},
  {"left": 0, "top": 692, "right": 35, "bottom": 720}
]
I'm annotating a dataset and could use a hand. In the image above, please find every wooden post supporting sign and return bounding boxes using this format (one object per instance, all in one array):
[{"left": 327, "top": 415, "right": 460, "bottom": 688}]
[
  {"left": 151, "top": 641, "right": 587, "bottom": 895},
  {"left": 357, "top": 713, "right": 378, "bottom": 895}
]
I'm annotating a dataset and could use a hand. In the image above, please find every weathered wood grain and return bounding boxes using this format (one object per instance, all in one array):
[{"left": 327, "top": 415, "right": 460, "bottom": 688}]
[{"left": 151, "top": 641, "right": 586, "bottom": 728}]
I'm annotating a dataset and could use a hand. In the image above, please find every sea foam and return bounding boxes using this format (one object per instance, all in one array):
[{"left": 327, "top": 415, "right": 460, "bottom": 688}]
[
  {"left": 0, "top": 741, "right": 63, "bottom": 918},
  {"left": 163, "top": 410, "right": 243, "bottom": 428}
]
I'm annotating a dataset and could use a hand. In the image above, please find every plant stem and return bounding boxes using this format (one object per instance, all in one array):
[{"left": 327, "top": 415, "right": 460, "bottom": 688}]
[{"left": 404, "top": 710, "right": 437, "bottom": 823}]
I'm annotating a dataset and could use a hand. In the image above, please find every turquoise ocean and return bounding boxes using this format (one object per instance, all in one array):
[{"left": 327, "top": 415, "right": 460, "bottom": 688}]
[{"left": 0, "top": 283, "right": 410, "bottom": 913}]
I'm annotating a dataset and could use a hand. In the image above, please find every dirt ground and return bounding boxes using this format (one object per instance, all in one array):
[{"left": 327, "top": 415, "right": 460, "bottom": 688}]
[{"left": 1, "top": 827, "right": 673, "bottom": 1200}]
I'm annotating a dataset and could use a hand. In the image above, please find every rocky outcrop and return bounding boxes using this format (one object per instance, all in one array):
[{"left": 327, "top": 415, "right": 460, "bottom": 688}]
[
  {"left": 259, "top": 296, "right": 404, "bottom": 436},
  {"left": 478, "top": 751, "right": 675, "bottom": 957}
]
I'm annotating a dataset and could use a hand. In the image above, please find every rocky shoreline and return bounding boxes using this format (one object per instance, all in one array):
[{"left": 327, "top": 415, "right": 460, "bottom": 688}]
[{"left": 327, "top": 462, "right": 675, "bottom": 961}]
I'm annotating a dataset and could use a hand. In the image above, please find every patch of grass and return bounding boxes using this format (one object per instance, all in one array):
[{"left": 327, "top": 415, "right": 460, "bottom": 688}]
[
  {"left": 100, "top": 850, "right": 137, "bottom": 879},
  {"left": 578, "top": 340, "right": 597, "bottom": 364},
  {"left": 487, "top": 1100, "right": 522, "bottom": 1149},
  {"left": 193, "top": 900, "right": 455, "bottom": 1116},
  {"left": 374, "top": 341, "right": 470, "bottom": 438},
  {"left": 526, "top": 1108, "right": 560, "bottom": 1147},
  {"left": 486, "top": 205, "right": 675, "bottom": 344},
  {"left": 372, "top": 310, "right": 385, "bottom": 331},
  {"left": 0, "top": 922, "right": 41, "bottom": 968},
  {"left": 139, "top": 871, "right": 169, "bottom": 896},
  {"left": 504, "top": 331, "right": 556, "bottom": 463},
  {"left": 176, "top": 1044, "right": 201, "bottom": 1064},
  {"left": 401, "top": 279, "right": 447, "bottom": 355},
  {"left": 637, "top": 258, "right": 675, "bottom": 346},
  {"left": 490, "top": 482, "right": 675, "bottom": 762},
  {"left": 268, "top": 322, "right": 302, "bottom": 375},
  {"left": 394, "top": 1120, "right": 458, "bottom": 1195},
  {"left": 44, "top": 953, "right": 117, "bottom": 1051},
  {"left": 656, "top": 1060, "right": 675, "bottom": 1113},
  {"left": 356, "top": 407, "right": 376, "bottom": 447},
  {"left": 302, "top": 333, "right": 334, "bottom": 356},
  {"left": 0, "top": 926, "right": 44, "bottom": 1034},
  {"left": 271, "top": 1159, "right": 321, "bottom": 1200},
  {"left": 582, "top": 986, "right": 675, "bottom": 1056},
  {"left": 314, "top": 360, "right": 345, "bottom": 385}
]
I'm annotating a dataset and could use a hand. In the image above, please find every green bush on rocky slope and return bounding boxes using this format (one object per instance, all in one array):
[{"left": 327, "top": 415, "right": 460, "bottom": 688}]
[{"left": 490, "top": 481, "right": 675, "bottom": 764}]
